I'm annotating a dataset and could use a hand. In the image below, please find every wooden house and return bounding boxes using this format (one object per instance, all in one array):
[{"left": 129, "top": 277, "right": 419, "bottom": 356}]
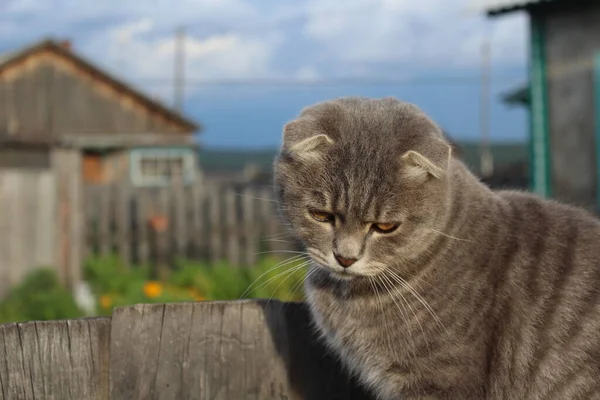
[
  {"left": 0, "top": 38, "right": 201, "bottom": 187},
  {"left": 479, "top": 0, "right": 600, "bottom": 211}
]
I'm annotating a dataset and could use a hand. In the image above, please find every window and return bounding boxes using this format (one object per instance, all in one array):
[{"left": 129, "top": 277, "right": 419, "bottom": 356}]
[{"left": 130, "top": 148, "right": 196, "bottom": 186}]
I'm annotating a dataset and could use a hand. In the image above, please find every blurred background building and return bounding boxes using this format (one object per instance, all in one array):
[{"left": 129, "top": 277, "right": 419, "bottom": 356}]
[{"left": 482, "top": 0, "right": 600, "bottom": 211}]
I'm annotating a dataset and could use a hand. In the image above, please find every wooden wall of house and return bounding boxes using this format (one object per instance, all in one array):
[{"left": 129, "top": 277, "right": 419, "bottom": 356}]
[
  {"left": 544, "top": 2, "right": 600, "bottom": 210},
  {"left": 0, "top": 147, "right": 51, "bottom": 169},
  {"left": 0, "top": 54, "right": 185, "bottom": 140}
]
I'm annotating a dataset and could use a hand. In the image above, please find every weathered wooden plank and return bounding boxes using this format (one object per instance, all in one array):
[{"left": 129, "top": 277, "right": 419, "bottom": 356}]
[
  {"left": 135, "top": 189, "right": 150, "bottom": 266},
  {"left": 189, "top": 177, "right": 205, "bottom": 258},
  {"left": 83, "top": 185, "right": 97, "bottom": 258},
  {"left": 115, "top": 183, "right": 132, "bottom": 265},
  {"left": 21, "top": 172, "right": 38, "bottom": 276},
  {"left": 6, "top": 172, "right": 25, "bottom": 287},
  {"left": 12, "top": 74, "right": 27, "bottom": 137},
  {"left": 0, "top": 171, "right": 59, "bottom": 298},
  {"left": 32, "top": 62, "right": 51, "bottom": 133},
  {"left": 224, "top": 186, "right": 240, "bottom": 266},
  {"left": 0, "top": 317, "right": 111, "bottom": 400},
  {"left": 98, "top": 185, "right": 112, "bottom": 256},
  {"left": 52, "top": 149, "right": 84, "bottom": 289},
  {"left": 208, "top": 183, "right": 222, "bottom": 263},
  {"left": 242, "top": 186, "right": 257, "bottom": 267},
  {"left": 3, "top": 79, "right": 17, "bottom": 135},
  {"left": 110, "top": 304, "right": 166, "bottom": 399},
  {"left": 109, "top": 300, "right": 373, "bottom": 400},
  {"left": 156, "top": 187, "right": 171, "bottom": 276},
  {"left": 0, "top": 173, "right": 13, "bottom": 297},
  {"left": 172, "top": 180, "right": 187, "bottom": 257},
  {"left": 36, "top": 172, "right": 58, "bottom": 267}
]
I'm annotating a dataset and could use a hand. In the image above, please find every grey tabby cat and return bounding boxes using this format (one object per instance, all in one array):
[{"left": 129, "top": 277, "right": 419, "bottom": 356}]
[{"left": 273, "top": 96, "right": 600, "bottom": 400}]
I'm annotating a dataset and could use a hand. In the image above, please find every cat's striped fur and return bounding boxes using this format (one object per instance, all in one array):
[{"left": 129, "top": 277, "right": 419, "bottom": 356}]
[{"left": 274, "top": 97, "right": 600, "bottom": 399}]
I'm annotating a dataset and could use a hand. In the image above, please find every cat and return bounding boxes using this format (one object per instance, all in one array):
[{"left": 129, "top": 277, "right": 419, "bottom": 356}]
[{"left": 273, "top": 96, "right": 600, "bottom": 400}]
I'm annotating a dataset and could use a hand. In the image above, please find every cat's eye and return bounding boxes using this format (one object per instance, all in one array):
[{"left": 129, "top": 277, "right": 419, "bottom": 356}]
[
  {"left": 371, "top": 223, "right": 399, "bottom": 233},
  {"left": 309, "top": 210, "right": 334, "bottom": 223}
]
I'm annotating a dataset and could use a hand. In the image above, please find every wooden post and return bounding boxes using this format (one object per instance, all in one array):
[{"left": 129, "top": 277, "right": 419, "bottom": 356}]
[
  {"left": 208, "top": 182, "right": 222, "bottom": 263},
  {"left": 98, "top": 185, "right": 111, "bottom": 256},
  {"left": 0, "top": 301, "right": 373, "bottom": 399},
  {"left": 242, "top": 186, "right": 257, "bottom": 267},
  {"left": 136, "top": 189, "right": 150, "bottom": 266},
  {"left": 224, "top": 186, "right": 240, "bottom": 266},
  {"left": 115, "top": 183, "right": 132, "bottom": 266},
  {"left": 172, "top": 178, "right": 187, "bottom": 258},
  {"left": 190, "top": 176, "right": 205, "bottom": 258},
  {"left": 0, "top": 318, "right": 111, "bottom": 400},
  {"left": 0, "top": 170, "right": 59, "bottom": 299},
  {"left": 51, "top": 148, "right": 84, "bottom": 291},
  {"left": 149, "top": 215, "right": 169, "bottom": 282},
  {"left": 109, "top": 300, "right": 372, "bottom": 400}
]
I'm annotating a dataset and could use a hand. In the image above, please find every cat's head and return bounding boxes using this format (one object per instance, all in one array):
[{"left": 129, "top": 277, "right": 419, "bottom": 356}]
[{"left": 273, "top": 97, "right": 454, "bottom": 280}]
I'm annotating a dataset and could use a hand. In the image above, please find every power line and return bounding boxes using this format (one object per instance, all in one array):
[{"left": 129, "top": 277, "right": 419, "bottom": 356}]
[
  {"left": 123, "top": 75, "right": 526, "bottom": 88},
  {"left": 0, "top": 76, "right": 526, "bottom": 88}
]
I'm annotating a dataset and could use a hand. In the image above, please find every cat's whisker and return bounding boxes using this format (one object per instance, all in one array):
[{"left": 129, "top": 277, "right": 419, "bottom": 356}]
[
  {"left": 254, "top": 250, "right": 310, "bottom": 256},
  {"left": 386, "top": 270, "right": 448, "bottom": 335},
  {"left": 239, "top": 254, "right": 309, "bottom": 299},
  {"left": 283, "top": 265, "right": 318, "bottom": 314},
  {"left": 261, "top": 238, "right": 293, "bottom": 244},
  {"left": 233, "top": 192, "right": 279, "bottom": 203},
  {"left": 376, "top": 274, "right": 420, "bottom": 360},
  {"left": 369, "top": 276, "right": 399, "bottom": 360},
  {"left": 265, "top": 262, "right": 310, "bottom": 306},
  {"left": 248, "top": 262, "right": 311, "bottom": 301},
  {"left": 263, "top": 232, "right": 292, "bottom": 240},
  {"left": 425, "top": 228, "right": 474, "bottom": 243},
  {"left": 382, "top": 272, "right": 434, "bottom": 356},
  {"left": 393, "top": 267, "right": 437, "bottom": 291},
  {"left": 289, "top": 266, "right": 314, "bottom": 301}
]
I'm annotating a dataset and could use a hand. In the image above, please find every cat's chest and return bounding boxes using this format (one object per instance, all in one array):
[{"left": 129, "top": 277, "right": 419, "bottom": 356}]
[{"left": 306, "top": 285, "right": 407, "bottom": 377}]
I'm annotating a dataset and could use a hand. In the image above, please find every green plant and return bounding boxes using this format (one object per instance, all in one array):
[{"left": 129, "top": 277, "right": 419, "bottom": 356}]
[
  {"left": 0, "top": 269, "right": 84, "bottom": 323},
  {"left": 173, "top": 256, "right": 308, "bottom": 301},
  {"left": 84, "top": 254, "right": 199, "bottom": 315},
  {"left": 81, "top": 253, "right": 309, "bottom": 316}
]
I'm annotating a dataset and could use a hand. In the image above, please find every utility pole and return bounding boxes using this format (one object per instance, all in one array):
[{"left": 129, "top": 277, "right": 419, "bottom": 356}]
[
  {"left": 174, "top": 26, "right": 186, "bottom": 111},
  {"left": 480, "top": 39, "right": 494, "bottom": 178}
]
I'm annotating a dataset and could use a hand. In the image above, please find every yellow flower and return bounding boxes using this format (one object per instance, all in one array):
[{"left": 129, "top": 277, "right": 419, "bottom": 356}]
[
  {"left": 99, "top": 295, "right": 112, "bottom": 309},
  {"left": 188, "top": 287, "right": 205, "bottom": 301},
  {"left": 144, "top": 281, "right": 163, "bottom": 298}
]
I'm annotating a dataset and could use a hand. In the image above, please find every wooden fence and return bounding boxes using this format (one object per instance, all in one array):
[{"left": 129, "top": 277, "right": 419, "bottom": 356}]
[
  {"left": 83, "top": 179, "right": 299, "bottom": 269},
  {"left": 0, "top": 148, "right": 82, "bottom": 298},
  {"left": 0, "top": 300, "right": 373, "bottom": 400}
]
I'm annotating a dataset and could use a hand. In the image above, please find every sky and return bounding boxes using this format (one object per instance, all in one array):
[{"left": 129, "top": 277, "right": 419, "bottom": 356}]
[{"left": 0, "top": 0, "right": 530, "bottom": 149}]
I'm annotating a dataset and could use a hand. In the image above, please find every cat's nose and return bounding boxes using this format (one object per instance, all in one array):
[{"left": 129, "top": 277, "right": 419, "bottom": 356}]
[{"left": 334, "top": 254, "right": 357, "bottom": 268}]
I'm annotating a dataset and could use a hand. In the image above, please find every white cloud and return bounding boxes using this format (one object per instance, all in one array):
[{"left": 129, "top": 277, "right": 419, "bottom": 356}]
[
  {"left": 302, "top": 0, "right": 527, "bottom": 69},
  {"left": 295, "top": 66, "right": 320, "bottom": 81},
  {"left": 90, "top": 18, "right": 281, "bottom": 102},
  {"left": 0, "top": 0, "right": 528, "bottom": 103}
]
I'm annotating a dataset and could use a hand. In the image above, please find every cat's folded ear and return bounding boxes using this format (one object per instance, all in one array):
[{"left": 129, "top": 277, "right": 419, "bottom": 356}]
[
  {"left": 401, "top": 137, "right": 452, "bottom": 182},
  {"left": 282, "top": 119, "right": 334, "bottom": 160}
]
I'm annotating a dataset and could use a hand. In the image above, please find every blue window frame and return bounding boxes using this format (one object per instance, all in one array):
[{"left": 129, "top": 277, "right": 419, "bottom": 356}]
[{"left": 130, "top": 147, "right": 196, "bottom": 187}]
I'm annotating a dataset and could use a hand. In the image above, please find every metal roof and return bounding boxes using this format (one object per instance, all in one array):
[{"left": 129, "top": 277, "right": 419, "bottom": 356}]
[{"left": 470, "top": 0, "right": 561, "bottom": 15}]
